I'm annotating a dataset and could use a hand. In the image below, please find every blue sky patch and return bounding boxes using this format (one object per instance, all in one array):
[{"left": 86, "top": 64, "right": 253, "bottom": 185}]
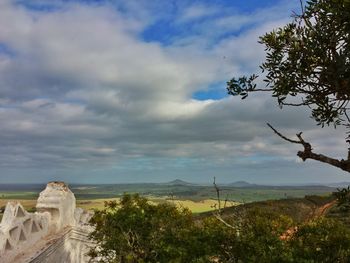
[{"left": 192, "top": 82, "right": 228, "bottom": 101}]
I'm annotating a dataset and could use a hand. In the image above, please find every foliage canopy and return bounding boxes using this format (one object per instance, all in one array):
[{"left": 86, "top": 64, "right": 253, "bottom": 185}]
[
  {"left": 228, "top": 0, "right": 350, "bottom": 128},
  {"left": 227, "top": 0, "right": 350, "bottom": 172},
  {"left": 89, "top": 194, "right": 350, "bottom": 262}
]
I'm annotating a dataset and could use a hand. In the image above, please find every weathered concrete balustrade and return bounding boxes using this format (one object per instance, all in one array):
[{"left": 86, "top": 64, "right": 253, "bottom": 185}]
[{"left": 0, "top": 182, "right": 94, "bottom": 263}]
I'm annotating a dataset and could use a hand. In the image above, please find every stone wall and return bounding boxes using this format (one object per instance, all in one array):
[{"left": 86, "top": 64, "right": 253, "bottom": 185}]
[
  {"left": 0, "top": 182, "right": 94, "bottom": 263},
  {"left": 27, "top": 227, "right": 93, "bottom": 263}
]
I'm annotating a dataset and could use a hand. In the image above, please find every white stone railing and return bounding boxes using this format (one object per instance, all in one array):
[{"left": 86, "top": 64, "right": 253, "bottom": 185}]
[
  {"left": 26, "top": 227, "right": 93, "bottom": 263},
  {"left": 0, "top": 202, "right": 50, "bottom": 262},
  {"left": 0, "top": 182, "right": 93, "bottom": 263}
]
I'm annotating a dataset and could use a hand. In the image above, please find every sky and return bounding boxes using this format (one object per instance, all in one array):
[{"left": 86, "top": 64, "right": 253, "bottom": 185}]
[{"left": 0, "top": 0, "right": 349, "bottom": 185}]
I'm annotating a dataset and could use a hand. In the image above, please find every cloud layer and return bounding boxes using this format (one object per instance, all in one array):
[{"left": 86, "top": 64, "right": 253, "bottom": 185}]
[{"left": 0, "top": 0, "right": 348, "bottom": 184}]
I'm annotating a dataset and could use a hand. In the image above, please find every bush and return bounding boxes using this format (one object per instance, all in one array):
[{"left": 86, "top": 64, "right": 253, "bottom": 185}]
[
  {"left": 88, "top": 194, "right": 210, "bottom": 262},
  {"left": 289, "top": 217, "right": 350, "bottom": 262},
  {"left": 89, "top": 194, "right": 350, "bottom": 263}
]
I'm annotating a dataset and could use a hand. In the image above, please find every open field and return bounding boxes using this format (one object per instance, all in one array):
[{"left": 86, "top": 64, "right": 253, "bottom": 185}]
[
  {"left": 75, "top": 198, "right": 234, "bottom": 213},
  {"left": 0, "top": 192, "right": 39, "bottom": 200},
  {"left": 0, "top": 182, "right": 337, "bottom": 219},
  {"left": 0, "top": 182, "right": 336, "bottom": 202},
  {"left": 0, "top": 197, "right": 236, "bottom": 214},
  {"left": 149, "top": 197, "right": 239, "bottom": 213},
  {"left": 75, "top": 185, "right": 334, "bottom": 202}
]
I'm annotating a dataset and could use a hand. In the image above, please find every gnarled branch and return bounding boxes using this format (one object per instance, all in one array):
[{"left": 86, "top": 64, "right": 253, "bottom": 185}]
[{"left": 267, "top": 123, "right": 350, "bottom": 173}]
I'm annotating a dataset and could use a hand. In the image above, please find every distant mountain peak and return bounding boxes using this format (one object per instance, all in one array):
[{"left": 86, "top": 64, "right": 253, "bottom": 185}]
[{"left": 165, "top": 179, "right": 193, "bottom": 185}]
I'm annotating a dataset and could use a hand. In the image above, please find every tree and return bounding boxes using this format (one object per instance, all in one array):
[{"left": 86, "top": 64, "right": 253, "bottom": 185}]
[
  {"left": 227, "top": 0, "right": 350, "bottom": 172},
  {"left": 289, "top": 217, "right": 350, "bottom": 262},
  {"left": 88, "top": 194, "right": 212, "bottom": 263},
  {"left": 89, "top": 194, "right": 350, "bottom": 262}
]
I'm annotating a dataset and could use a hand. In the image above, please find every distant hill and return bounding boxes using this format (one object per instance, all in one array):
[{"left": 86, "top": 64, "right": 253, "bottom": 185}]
[
  {"left": 164, "top": 179, "right": 195, "bottom": 186},
  {"left": 228, "top": 181, "right": 256, "bottom": 187}
]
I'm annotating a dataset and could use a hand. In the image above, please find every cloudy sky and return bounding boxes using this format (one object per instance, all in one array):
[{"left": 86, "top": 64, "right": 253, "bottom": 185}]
[{"left": 0, "top": 0, "right": 348, "bottom": 184}]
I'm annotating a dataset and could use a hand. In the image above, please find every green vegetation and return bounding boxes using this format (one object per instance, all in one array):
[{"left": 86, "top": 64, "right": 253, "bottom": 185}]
[
  {"left": 0, "top": 183, "right": 334, "bottom": 203},
  {"left": 228, "top": 0, "right": 350, "bottom": 172},
  {"left": 76, "top": 198, "right": 227, "bottom": 213},
  {"left": 0, "top": 191, "right": 39, "bottom": 200},
  {"left": 289, "top": 217, "right": 350, "bottom": 262},
  {"left": 198, "top": 194, "right": 335, "bottom": 224},
  {"left": 88, "top": 194, "right": 350, "bottom": 263},
  {"left": 0, "top": 183, "right": 334, "bottom": 220},
  {"left": 0, "top": 181, "right": 336, "bottom": 223},
  {"left": 326, "top": 187, "right": 350, "bottom": 226},
  {"left": 0, "top": 185, "right": 348, "bottom": 262},
  {"left": 70, "top": 184, "right": 335, "bottom": 203},
  {"left": 88, "top": 194, "right": 200, "bottom": 262}
]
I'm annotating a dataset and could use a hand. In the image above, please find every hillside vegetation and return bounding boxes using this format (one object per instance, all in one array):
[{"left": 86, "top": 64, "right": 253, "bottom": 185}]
[
  {"left": 88, "top": 193, "right": 350, "bottom": 263},
  {"left": 198, "top": 194, "right": 336, "bottom": 224}
]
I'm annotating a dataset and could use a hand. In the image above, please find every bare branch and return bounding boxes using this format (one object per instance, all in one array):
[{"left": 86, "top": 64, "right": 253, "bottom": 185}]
[
  {"left": 282, "top": 101, "right": 311, "bottom": 107},
  {"left": 213, "top": 214, "right": 236, "bottom": 230},
  {"left": 223, "top": 195, "right": 229, "bottom": 209},
  {"left": 211, "top": 177, "right": 238, "bottom": 230},
  {"left": 213, "top": 177, "right": 221, "bottom": 211},
  {"left": 267, "top": 123, "right": 350, "bottom": 172},
  {"left": 267, "top": 123, "right": 302, "bottom": 144}
]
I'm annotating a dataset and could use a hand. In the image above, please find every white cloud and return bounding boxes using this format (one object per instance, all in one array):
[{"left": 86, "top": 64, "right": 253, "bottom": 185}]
[
  {"left": 178, "top": 3, "right": 219, "bottom": 22},
  {"left": 0, "top": 0, "right": 347, "bottom": 183}
]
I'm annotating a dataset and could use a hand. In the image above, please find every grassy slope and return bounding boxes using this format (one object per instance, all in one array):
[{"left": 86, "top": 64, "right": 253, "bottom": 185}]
[
  {"left": 197, "top": 195, "right": 336, "bottom": 224},
  {"left": 326, "top": 202, "right": 350, "bottom": 226},
  {"left": 0, "top": 194, "right": 337, "bottom": 225}
]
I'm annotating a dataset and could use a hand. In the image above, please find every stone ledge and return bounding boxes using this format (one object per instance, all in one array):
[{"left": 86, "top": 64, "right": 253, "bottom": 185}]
[{"left": 0, "top": 182, "right": 93, "bottom": 263}]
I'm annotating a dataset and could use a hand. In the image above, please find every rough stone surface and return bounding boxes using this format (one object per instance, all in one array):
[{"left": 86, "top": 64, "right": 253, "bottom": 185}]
[
  {"left": 36, "top": 182, "right": 77, "bottom": 233},
  {"left": 0, "top": 182, "right": 94, "bottom": 263}
]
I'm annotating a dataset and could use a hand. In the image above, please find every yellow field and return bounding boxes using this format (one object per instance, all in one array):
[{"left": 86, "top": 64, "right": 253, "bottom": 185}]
[
  {"left": 166, "top": 199, "right": 239, "bottom": 213},
  {"left": 0, "top": 198, "right": 239, "bottom": 214},
  {"left": 0, "top": 199, "right": 37, "bottom": 210},
  {"left": 0, "top": 198, "right": 118, "bottom": 211},
  {"left": 76, "top": 198, "right": 120, "bottom": 210},
  {"left": 76, "top": 198, "right": 239, "bottom": 213}
]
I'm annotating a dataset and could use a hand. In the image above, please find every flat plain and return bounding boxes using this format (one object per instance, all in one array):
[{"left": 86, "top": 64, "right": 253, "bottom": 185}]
[{"left": 0, "top": 181, "right": 336, "bottom": 216}]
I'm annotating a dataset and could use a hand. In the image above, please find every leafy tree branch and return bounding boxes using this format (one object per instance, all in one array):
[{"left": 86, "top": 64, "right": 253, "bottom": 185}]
[{"left": 228, "top": 0, "right": 350, "bottom": 171}]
